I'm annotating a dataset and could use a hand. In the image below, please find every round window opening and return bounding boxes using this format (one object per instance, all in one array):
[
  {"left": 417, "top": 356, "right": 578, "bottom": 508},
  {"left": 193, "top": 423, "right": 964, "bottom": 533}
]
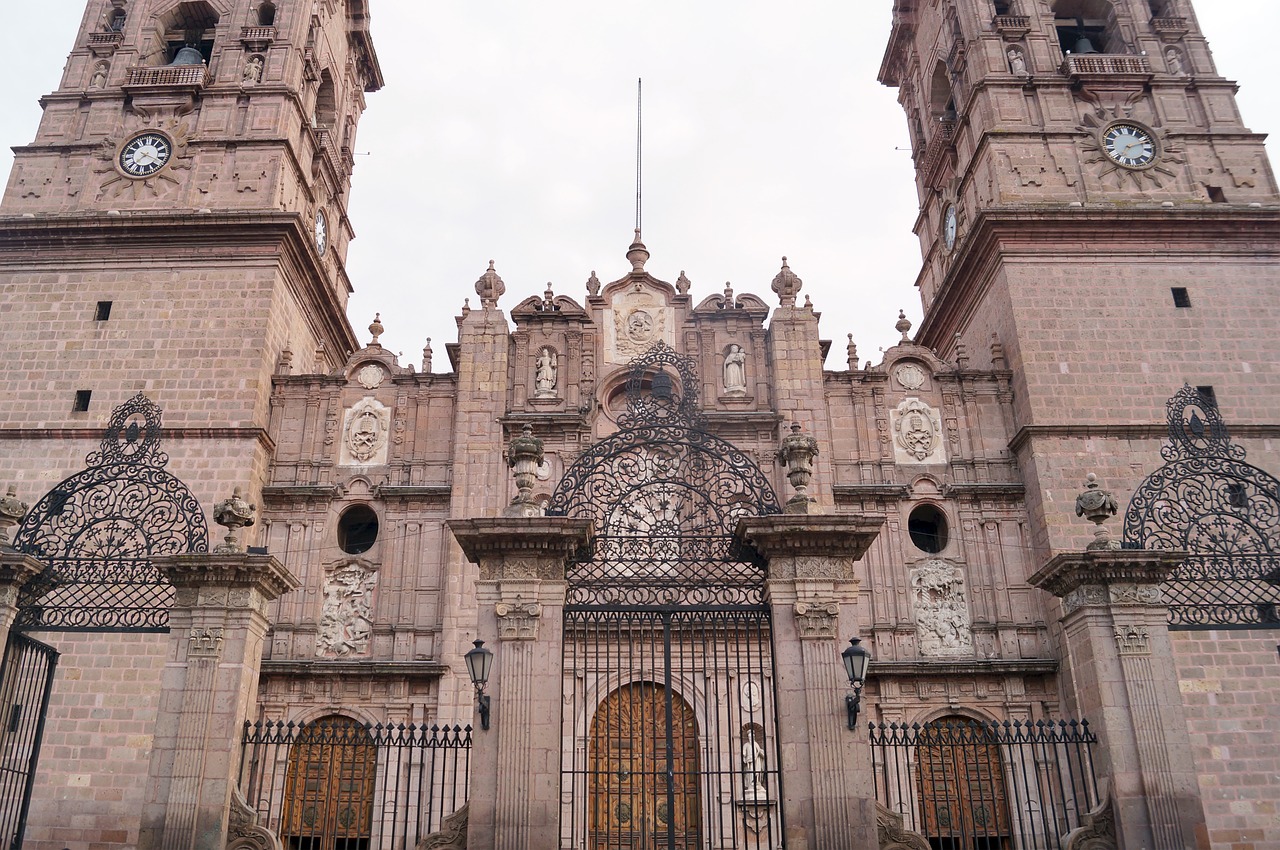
[
  {"left": 908, "top": 504, "right": 948, "bottom": 554},
  {"left": 338, "top": 505, "right": 379, "bottom": 554}
]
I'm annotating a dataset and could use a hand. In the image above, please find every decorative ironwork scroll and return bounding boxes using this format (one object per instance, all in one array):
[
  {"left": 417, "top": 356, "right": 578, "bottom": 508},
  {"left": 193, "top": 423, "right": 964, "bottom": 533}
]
[
  {"left": 1122, "top": 385, "right": 1280, "bottom": 628},
  {"left": 12, "top": 393, "right": 208, "bottom": 630},
  {"left": 547, "top": 343, "right": 781, "bottom": 606}
]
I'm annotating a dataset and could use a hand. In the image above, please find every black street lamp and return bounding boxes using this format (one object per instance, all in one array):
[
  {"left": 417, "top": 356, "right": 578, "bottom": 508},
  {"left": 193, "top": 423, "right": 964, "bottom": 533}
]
[
  {"left": 842, "top": 637, "right": 871, "bottom": 730},
  {"left": 464, "top": 639, "right": 494, "bottom": 730}
]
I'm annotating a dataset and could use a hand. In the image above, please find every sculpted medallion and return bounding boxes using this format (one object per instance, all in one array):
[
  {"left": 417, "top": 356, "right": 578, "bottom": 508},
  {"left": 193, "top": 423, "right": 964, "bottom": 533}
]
[
  {"left": 606, "top": 283, "right": 671, "bottom": 362},
  {"left": 890, "top": 398, "right": 945, "bottom": 465},
  {"left": 339, "top": 397, "right": 390, "bottom": 465},
  {"left": 895, "top": 363, "right": 926, "bottom": 391}
]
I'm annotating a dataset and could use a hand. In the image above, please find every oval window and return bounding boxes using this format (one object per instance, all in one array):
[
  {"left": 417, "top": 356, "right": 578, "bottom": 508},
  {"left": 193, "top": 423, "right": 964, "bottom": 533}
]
[
  {"left": 338, "top": 504, "right": 379, "bottom": 554},
  {"left": 908, "top": 504, "right": 949, "bottom": 554}
]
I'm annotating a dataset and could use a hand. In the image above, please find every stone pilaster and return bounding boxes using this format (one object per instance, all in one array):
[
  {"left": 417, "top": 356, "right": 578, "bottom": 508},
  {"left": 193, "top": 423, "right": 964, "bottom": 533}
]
[
  {"left": 0, "top": 552, "right": 46, "bottom": 635},
  {"left": 139, "top": 553, "right": 299, "bottom": 850},
  {"left": 1029, "top": 549, "right": 1208, "bottom": 850},
  {"left": 449, "top": 517, "right": 592, "bottom": 850},
  {"left": 736, "top": 515, "right": 882, "bottom": 850}
]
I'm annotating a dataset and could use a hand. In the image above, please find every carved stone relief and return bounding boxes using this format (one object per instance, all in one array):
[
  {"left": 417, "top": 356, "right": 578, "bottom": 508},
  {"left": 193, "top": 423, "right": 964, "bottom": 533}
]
[
  {"left": 606, "top": 283, "right": 672, "bottom": 363},
  {"left": 890, "top": 398, "right": 946, "bottom": 465},
  {"left": 1114, "top": 625, "right": 1151, "bottom": 656},
  {"left": 794, "top": 600, "right": 840, "bottom": 639},
  {"left": 1062, "top": 584, "right": 1108, "bottom": 615},
  {"left": 338, "top": 397, "right": 390, "bottom": 465},
  {"left": 910, "top": 560, "right": 973, "bottom": 657},
  {"left": 1108, "top": 583, "right": 1163, "bottom": 606},
  {"left": 495, "top": 597, "right": 542, "bottom": 640},
  {"left": 356, "top": 363, "right": 385, "bottom": 389},
  {"left": 317, "top": 560, "right": 377, "bottom": 657},
  {"left": 895, "top": 363, "right": 927, "bottom": 391}
]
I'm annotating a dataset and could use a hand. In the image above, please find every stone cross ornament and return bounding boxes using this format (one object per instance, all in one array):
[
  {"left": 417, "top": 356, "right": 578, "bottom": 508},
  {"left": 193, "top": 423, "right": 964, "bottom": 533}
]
[
  {"left": 1075, "top": 473, "right": 1119, "bottom": 550},
  {"left": 213, "top": 486, "right": 257, "bottom": 553},
  {"left": 777, "top": 423, "right": 819, "bottom": 514}
]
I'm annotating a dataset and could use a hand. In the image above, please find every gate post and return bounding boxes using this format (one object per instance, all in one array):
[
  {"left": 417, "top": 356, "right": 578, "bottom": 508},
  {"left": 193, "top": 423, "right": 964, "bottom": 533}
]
[
  {"left": 737, "top": 515, "right": 882, "bottom": 850},
  {"left": 0, "top": 552, "right": 46, "bottom": 633},
  {"left": 1029, "top": 477, "right": 1208, "bottom": 850},
  {"left": 139, "top": 552, "right": 299, "bottom": 850},
  {"left": 449, "top": 517, "right": 592, "bottom": 850}
]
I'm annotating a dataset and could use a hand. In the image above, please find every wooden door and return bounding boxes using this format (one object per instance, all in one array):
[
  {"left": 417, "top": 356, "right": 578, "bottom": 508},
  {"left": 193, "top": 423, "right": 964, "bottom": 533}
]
[
  {"left": 589, "top": 683, "right": 701, "bottom": 849},
  {"left": 917, "top": 718, "right": 1010, "bottom": 849},
  {"left": 282, "top": 715, "right": 377, "bottom": 849}
]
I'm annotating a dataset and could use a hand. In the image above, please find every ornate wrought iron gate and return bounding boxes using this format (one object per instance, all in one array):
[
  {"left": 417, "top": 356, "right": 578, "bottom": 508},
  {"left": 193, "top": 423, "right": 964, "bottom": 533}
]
[
  {"left": 0, "top": 632, "right": 58, "bottom": 850},
  {"left": 550, "top": 344, "right": 784, "bottom": 850}
]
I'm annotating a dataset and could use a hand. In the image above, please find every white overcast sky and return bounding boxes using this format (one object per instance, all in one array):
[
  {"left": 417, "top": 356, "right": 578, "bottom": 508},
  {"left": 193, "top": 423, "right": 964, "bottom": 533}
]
[{"left": 1, "top": 3, "right": 1275, "bottom": 367}]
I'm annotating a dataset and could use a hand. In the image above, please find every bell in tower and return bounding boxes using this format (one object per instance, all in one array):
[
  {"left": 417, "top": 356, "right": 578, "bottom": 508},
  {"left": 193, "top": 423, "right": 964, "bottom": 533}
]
[{"left": 168, "top": 44, "right": 205, "bottom": 66}]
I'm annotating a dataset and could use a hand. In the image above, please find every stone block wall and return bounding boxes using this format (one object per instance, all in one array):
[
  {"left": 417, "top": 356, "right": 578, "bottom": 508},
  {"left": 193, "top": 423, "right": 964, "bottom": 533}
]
[{"left": 1174, "top": 629, "right": 1280, "bottom": 850}]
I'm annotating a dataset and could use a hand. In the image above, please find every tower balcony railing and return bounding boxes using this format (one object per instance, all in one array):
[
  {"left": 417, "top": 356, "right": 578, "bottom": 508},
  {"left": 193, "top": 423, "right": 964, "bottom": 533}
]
[
  {"left": 88, "top": 32, "right": 124, "bottom": 50},
  {"left": 917, "top": 119, "right": 956, "bottom": 189},
  {"left": 124, "top": 64, "right": 211, "bottom": 89},
  {"left": 240, "top": 25, "right": 277, "bottom": 47},
  {"left": 1151, "top": 16, "right": 1190, "bottom": 36},
  {"left": 1059, "top": 54, "right": 1153, "bottom": 77},
  {"left": 993, "top": 15, "right": 1031, "bottom": 38}
]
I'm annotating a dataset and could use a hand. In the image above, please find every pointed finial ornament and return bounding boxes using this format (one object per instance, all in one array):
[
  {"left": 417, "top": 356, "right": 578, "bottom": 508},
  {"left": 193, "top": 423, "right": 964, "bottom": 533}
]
[
  {"left": 368, "top": 313, "right": 384, "bottom": 346},
  {"left": 723, "top": 281, "right": 734, "bottom": 306},
  {"left": 213, "top": 486, "right": 256, "bottom": 553},
  {"left": 895, "top": 310, "right": 912, "bottom": 341},
  {"left": 626, "top": 229, "right": 650, "bottom": 272},
  {"left": 771, "top": 256, "right": 803, "bottom": 307},
  {"left": 586, "top": 271, "right": 601, "bottom": 297},
  {"left": 475, "top": 260, "right": 506, "bottom": 308},
  {"left": 1075, "top": 473, "right": 1120, "bottom": 550},
  {"left": 847, "top": 334, "right": 858, "bottom": 370},
  {"left": 991, "top": 333, "right": 1007, "bottom": 369},
  {"left": 422, "top": 338, "right": 433, "bottom": 373},
  {"left": 461, "top": 298, "right": 471, "bottom": 317},
  {"left": 954, "top": 332, "right": 969, "bottom": 368},
  {"left": 676, "top": 270, "right": 691, "bottom": 295},
  {"left": 543, "top": 283, "right": 556, "bottom": 310},
  {"left": 504, "top": 425, "right": 546, "bottom": 517},
  {"left": 777, "top": 423, "right": 820, "bottom": 514}
]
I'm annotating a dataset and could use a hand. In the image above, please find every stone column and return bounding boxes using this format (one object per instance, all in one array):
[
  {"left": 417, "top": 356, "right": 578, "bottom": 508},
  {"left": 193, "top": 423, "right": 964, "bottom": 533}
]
[
  {"left": 1029, "top": 549, "right": 1209, "bottom": 850},
  {"left": 449, "top": 517, "right": 592, "bottom": 850},
  {"left": 736, "top": 514, "right": 882, "bottom": 850},
  {"left": 139, "top": 553, "right": 299, "bottom": 850}
]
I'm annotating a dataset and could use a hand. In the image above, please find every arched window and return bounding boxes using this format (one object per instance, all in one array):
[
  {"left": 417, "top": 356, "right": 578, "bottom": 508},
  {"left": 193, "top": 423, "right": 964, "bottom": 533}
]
[
  {"left": 282, "top": 715, "right": 377, "bottom": 850},
  {"left": 314, "top": 70, "right": 337, "bottom": 128},
  {"left": 1051, "top": 0, "right": 1119, "bottom": 55},
  {"left": 155, "top": 1, "right": 219, "bottom": 65},
  {"left": 258, "top": 1, "right": 277, "bottom": 26},
  {"left": 928, "top": 61, "right": 955, "bottom": 122},
  {"left": 108, "top": 8, "right": 127, "bottom": 32}
]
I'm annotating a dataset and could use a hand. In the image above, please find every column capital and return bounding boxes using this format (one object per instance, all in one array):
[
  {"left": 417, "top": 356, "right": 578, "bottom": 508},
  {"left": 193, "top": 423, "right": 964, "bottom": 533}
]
[
  {"left": 1028, "top": 548, "right": 1184, "bottom": 600},
  {"left": 449, "top": 517, "right": 591, "bottom": 581},
  {"left": 735, "top": 515, "right": 882, "bottom": 579},
  {"left": 153, "top": 552, "right": 299, "bottom": 603}
]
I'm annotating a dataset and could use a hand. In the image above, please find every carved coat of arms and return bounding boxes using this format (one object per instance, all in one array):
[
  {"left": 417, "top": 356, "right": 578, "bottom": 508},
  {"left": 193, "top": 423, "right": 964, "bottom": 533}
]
[
  {"left": 340, "top": 397, "right": 391, "bottom": 465},
  {"left": 891, "top": 398, "right": 944, "bottom": 464}
]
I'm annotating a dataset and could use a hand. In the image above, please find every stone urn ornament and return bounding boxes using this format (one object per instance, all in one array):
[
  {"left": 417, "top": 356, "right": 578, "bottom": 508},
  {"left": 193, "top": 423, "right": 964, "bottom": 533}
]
[
  {"left": 0, "top": 485, "right": 28, "bottom": 549},
  {"left": 776, "top": 423, "right": 819, "bottom": 514},
  {"left": 505, "top": 425, "right": 545, "bottom": 517},
  {"left": 213, "top": 486, "right": 256, "bottom": 553},
  {"left": 1075, "top": 473, "right": 1120, "bottom": 550}
]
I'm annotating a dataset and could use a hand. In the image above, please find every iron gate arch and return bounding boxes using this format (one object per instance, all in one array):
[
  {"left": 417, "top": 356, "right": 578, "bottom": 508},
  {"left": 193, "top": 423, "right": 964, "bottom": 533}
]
[
  {"left": 11, "top": 393, "right": 208, "bottom": 632},
  {"left": 1122, "top": 384, "right": 1280, "bottom": 628},
  {"left": 549, "top": 342, "right": 785, "bottom": 849}
]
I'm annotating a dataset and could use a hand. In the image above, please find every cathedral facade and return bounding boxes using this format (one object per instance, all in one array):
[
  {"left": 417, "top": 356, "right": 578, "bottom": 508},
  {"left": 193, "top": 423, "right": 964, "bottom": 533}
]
[{"left": 0, "top": 1, "right": 1276, "bottom": 850}]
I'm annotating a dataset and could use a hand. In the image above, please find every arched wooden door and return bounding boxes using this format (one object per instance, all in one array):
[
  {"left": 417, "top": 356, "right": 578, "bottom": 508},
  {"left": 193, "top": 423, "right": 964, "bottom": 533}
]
[
  {"left": 588, "top": 683, "right": 701, "bottom": 849},
  {"left": 916, "top": 717, "right": 1011, "bottom": 850},
  {"left": 281, "top": 715, "right": 377, "bottom": 850}
]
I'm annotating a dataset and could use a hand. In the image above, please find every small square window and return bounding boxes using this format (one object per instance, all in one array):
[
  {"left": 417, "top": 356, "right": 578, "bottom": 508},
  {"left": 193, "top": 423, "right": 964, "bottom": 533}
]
[
  {"left": 72, "top": 390, "right": 92, "bottom": 412},
  {"left": 1171, "top": 287, "right": 1191, "bottom": 308},
  {"left": 1196, "top": 385, "right": 1217, "bottom": 408},
  {"left": 95, "top": 300, "right": 113, "bottom": 321},
  {"left": 1207, "top": 186, "right": 1227, "bottom": 203}
]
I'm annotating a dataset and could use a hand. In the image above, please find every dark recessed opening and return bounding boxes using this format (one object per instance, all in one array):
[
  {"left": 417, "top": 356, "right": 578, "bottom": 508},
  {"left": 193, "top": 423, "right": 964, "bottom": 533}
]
[
  {"left": 994, "top": 0, "right": 1013, "bottom": 14},
  {"left": 257, "top": 1, "right": 276, "bottom": 26},
  {"left": 95, "top": 300, "right": 113, "bottom": 321},
  {"left": 908, "top": 504, "right": 949, "bottom": 554},
  {"left": 1207, "top": 186, "right": 1227, "bottom": 203},
  {"left": 337, "top": 504, "right": 379, "bottom": 554},
  {"left": 72, "top": 390, "right": 92, "bottom": 412},
  {"left": 1196, "top": 385, "right": 1217, "bottom": 409},
  {"left": 1171, "top": 287, "right": 1191, "bottom": 308}
]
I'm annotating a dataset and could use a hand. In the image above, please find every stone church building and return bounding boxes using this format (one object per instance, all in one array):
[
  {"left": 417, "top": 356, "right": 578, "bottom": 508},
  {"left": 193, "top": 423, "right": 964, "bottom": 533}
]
[{"left": 0, "top": 1, "right": 1276, "bottom": 849}]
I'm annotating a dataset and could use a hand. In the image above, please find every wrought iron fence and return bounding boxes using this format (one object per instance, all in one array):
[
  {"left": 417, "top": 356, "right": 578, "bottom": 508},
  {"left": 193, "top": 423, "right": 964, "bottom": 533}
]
[
  {"left": 239, "top": 718, "right": 471, "bottom": 849},
  {"left": 0, "top": 632, "right": 59, "bottom": 850},
  {"left": 870, "top": 718, "right": 1100, "bottom": 850},
  {"left": 1161, "top": 553, "right": 1280, "bottom": 629},
  {"left": 15, "top": 556, "right": 172, "bottom": 632}
]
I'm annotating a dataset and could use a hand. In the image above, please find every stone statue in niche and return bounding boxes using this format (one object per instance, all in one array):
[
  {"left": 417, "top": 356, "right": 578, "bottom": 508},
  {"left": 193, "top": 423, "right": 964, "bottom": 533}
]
[
  {"left": 91, "top": 63, "right": 109, "bottom": 88},
  {"left": 741, "top": 727, "right": 767, "bottom": 800},
  {"left": 910, "top": 560, "right": 973, "bottom": 657},
  {"left": 891, "top": 398, "right": 945, "bottom": 464},
  {"left": 534, "top": 347, "right": 558, "bottom": 397},
  {"left": 243, "top": 54, "right": 265, "bottom": 84},
  {"left": 1165, "top": 47, "right": 1185, "bottom": 76},
  {"left": 317, "top": 561, "right": 377, "bottom": 657},
  {"left": 339, "top": 397, "right": 390, "bottom": 465},
  {"left": 1007, "top": 46, "right": 1027, "bottom": 75},
  {"left": 723, "top": 344, "right": 748, "bottom": 395}
]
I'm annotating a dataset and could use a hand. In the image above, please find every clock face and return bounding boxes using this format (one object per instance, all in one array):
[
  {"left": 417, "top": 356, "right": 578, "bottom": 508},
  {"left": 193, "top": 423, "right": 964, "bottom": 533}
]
[
  {"left": 119, "top": 133, "right": 173, "bottom": 177},
  {"left": 1102, "top": 123, "right": 1157, "bottom": 169},
  {"left": 943, "top": 205, "right": 958, "bottom": 252},
  {"left": 315, "top": 210, "right": 328, "bottom": 254}
]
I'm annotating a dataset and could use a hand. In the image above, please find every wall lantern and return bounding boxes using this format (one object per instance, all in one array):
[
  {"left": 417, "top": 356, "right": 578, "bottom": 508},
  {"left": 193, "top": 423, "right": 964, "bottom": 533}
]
[
  {"left": 842, "top": 637, "right": 871, "bottom": 730},
  {"left": 464, "top": 639, "right": 494, "bottom": 730}
]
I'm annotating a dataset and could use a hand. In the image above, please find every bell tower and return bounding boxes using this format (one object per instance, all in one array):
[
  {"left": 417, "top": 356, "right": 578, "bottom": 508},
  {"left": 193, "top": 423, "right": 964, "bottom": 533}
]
[
  {"left": 879, "top": 0, "right": 1280, "bottom": 550},
  {"left": 0, "top": 0, "right": 382, "bottom": 500}
]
